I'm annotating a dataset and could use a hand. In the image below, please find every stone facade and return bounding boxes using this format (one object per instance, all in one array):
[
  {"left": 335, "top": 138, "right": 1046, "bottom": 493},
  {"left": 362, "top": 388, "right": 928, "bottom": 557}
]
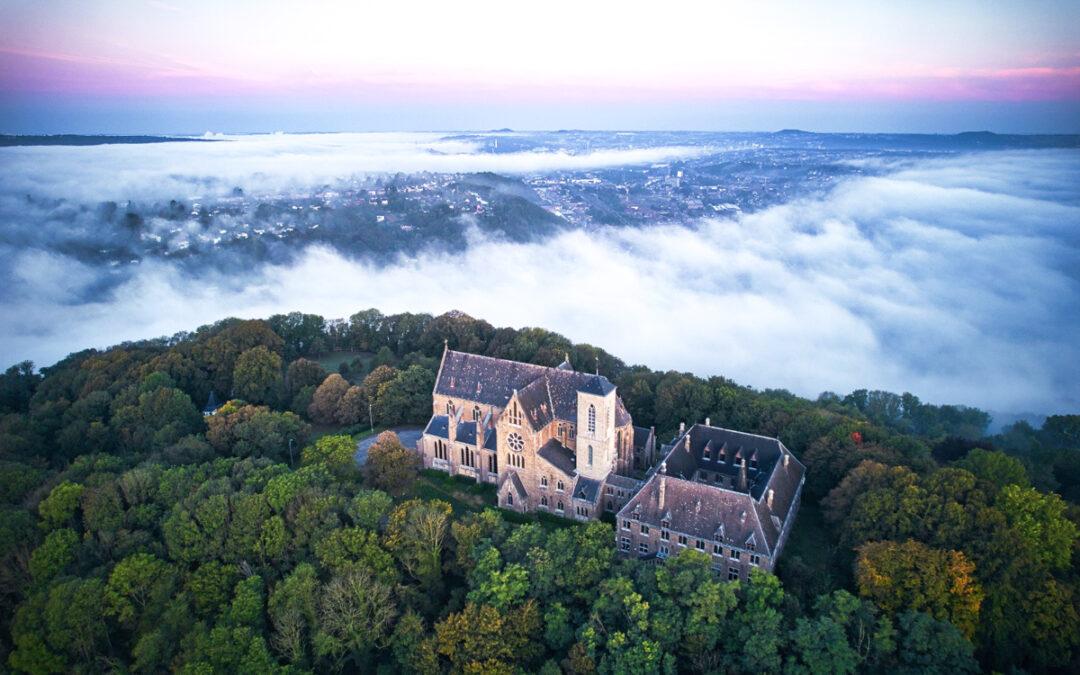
[{"left": 418, "top": 346, "right": 654, "bottom": 521}]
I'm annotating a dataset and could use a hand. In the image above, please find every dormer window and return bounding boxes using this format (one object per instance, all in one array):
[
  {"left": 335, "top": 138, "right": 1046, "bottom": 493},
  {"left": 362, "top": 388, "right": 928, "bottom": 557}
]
[{"left": 587, "top": 404, "right": 596, "bottom": 434}]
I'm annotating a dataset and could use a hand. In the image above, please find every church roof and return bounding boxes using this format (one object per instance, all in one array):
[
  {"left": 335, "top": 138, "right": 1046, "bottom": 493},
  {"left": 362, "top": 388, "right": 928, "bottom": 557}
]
[
  {"left": 454, "top": 420, "right": 477, "bottom": 446},
  {"left": 632, "top": 425, "right": 654, "bottom": 451},
  {"left": 502, "top": 472, "right": 528, "bottom": 500},
  {"left": 425, "top": 415, "right": 450, "bottom": 439},
  {"left": 435, "top": 350, "right": 630, "bottom": 427},
  {"left": 537, "top": 438, "right": 576, "bottom": 476},
  {"left": 574, "top": 476, "right": 602, "bottom": 504}
]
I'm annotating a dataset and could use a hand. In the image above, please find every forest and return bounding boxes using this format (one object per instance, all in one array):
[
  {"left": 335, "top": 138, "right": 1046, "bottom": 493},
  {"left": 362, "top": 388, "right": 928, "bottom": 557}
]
[{"left": 0, "top": 308, "right": 1077, "bottom": 674}]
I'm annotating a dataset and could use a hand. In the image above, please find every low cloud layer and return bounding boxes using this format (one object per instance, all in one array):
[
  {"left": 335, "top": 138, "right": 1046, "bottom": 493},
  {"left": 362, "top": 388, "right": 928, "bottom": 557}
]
[
  {"left": 0, "top": 133, "right": 711, "bottom": 202},
  {"left": 2, "top": 148, "right": 1077, "bottom": 415}
]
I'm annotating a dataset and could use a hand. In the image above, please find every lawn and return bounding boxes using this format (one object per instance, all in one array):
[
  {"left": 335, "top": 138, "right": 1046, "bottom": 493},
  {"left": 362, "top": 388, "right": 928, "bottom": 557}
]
[
  {"left": 404, "top": 469, "right": 583, "bottom": 533},
  {"left": 407, "top": 469, "right": 498, "bottom": 514},
  {"left": 314, "top": 350, "right": 373, "bottom": 374}
]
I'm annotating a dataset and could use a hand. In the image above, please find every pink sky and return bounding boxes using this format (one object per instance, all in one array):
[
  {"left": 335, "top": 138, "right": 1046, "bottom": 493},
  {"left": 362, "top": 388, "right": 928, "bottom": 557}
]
[{"left": 1, "top": 1, "right": 1078, "bottom": 131}]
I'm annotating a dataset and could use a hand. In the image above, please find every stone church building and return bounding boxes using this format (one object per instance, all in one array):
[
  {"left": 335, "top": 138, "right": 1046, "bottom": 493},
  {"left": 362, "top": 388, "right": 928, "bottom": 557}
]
[
  {"left": 418, "top": 346, "right": 656, "bottom": 520},
  {"left": 417, "top": 347, "right": 805, "bottom": 576}
]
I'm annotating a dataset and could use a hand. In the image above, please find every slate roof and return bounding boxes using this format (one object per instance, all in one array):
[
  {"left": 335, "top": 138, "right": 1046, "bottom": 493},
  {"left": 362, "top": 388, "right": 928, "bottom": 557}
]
[
  {"left": 435, "top": 350, "right": 631, "bottom": 427},
  {"left": 663, "top": 425, "right": 795, "bottom": 500},
  {"left": 632, "top": 425, "right": 654, "bottom": 451},
  {"left": 624, "top": 474, "right": 771, "bottom": 552},
  {"left": 502, "top": 472, "right": 528, "bottom": 500},
  {"left": 619, "top": 424, "right": 806, "bottom": 556},
  {"left": 578, "top": 376, "right": 616, "bottom": 396},
  {"left": 483, "top": 427, "right": 498, "bottom": 451},
  {"left": 454, "top": 420, "right": 477, "bottom": 446},
  {"left": 537, "top": 438, "right": 576, "bottom": 476},
  {"left": 606, "top": 473, "right": 641, "bottom": 491},
  {"left": 574, "top": 477, "right": 602, "bottom": 504},
  {"left": 425, "top": 415, "right": 449, "bottom": 439},
  {"left": 517, "top": 376, "right": 555, "bottom": 432}
]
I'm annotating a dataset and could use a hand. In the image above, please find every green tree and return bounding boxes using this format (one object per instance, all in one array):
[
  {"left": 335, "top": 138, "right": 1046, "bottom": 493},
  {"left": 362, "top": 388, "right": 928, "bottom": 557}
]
[
  {"left": 894, "top": 611, "right": 978, "bottom": 674},
  {"left": 104, "top": 552, "right": 176, "bottom": 626},
  {"left": 37, "top": 481, "right": 83, "bottom": 531},
  {"left": 346, "top": 489, "right": 393, "bottom": 531},
  {"left": 112, "top": 384, "right": 203, "bottom": 453},
  {"left": 956, "top": 448, "right": 1030, "bottom": 491},
  {"left": 384, "top": 499, "right": 451, "bottom": 588},
  {"left": 374, "top": 365, "right": 435, "bottom": 425},
  {"left": 268, "top": 562, "right": 319, "bottom": 666},
  {"left": 996, "top": 484, "right": 1077, "bottom": 571},
  {"left": 28, "top": 528, "right": 79, "bottom": 583},
  {"left": 390, "top": 610, "right": 439, "bottom": 675},
  {"left": 301, "top": 434, "right": 360, "bottom": 480},
  {"left": 314, "top": 526, "right": 398, "bottom": 582},
  {"left": 726, "top": 570, "right": 786, "bottom": 673},
  {"left": 314, "top": 569, "right": 397, "bottom": 667},
  {"left": 285, "top": 358, "right": 328, "bottom": 401},
  {"left": 467, "top": 544, "right": 529, "bottom": 609},
  {"left": 233, "top": 346, "right": 283, "bottom": 406}
]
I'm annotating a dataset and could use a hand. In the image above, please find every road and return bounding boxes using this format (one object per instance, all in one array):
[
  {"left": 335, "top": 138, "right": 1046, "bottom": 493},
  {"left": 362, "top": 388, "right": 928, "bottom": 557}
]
[{"left": 354, "top": 426, "right": 423, "bottom": 465}]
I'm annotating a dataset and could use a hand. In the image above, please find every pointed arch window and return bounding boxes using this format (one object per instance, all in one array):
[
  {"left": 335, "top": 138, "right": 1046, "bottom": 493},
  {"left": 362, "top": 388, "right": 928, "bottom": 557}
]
[
  {"left": 446, "top": 400, "right": 455, "bottom": 415},
  {"left": 588, "top": 445, "right": 594, "bottom": 466},
  {"left": 473, "top": 405, "right": 481, "bottom": 421},
  {"left": 587, "top": 404, "right": 596, "bottom": 434}
]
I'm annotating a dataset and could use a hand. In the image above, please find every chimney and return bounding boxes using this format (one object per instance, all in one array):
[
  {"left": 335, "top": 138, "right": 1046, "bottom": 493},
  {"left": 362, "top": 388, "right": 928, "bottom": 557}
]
[
  {"left": 658, "top": 474, "right": 666, "bottom": 510},
  {"left": 684, "top": 433, "right": 691, "bottom": 450},
  {"left": 738, "top": 459, "right": 748, "bottom": 492},
  {"left": 783, "top": 452, "right": 790, "bottom": 468},
  {"left": 767, "top": 489, "right": 775, "bottom": 509},
  {"left": 679, "top": 422, "right": 685, "bottom": 436},
  {"left": 705, "top": 417, "right": 711, "bottom": 427}
]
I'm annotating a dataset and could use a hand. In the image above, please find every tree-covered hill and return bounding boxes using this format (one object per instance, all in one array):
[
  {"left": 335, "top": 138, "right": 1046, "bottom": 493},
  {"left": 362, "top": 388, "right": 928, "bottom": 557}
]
[{"left": 1, "top": 308, "right": 1077, "bottom": 673}]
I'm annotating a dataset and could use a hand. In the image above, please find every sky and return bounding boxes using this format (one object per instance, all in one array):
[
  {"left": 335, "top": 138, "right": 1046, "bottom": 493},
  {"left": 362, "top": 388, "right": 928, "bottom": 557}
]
[{"left": 1, "top": 0, "right": 1079, "bottom": 133}]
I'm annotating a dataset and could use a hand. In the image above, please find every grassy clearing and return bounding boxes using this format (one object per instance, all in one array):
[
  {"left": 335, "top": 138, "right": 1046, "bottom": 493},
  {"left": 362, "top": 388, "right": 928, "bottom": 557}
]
[
  {"left": 314, "top": 350, "right": 373, "bottom": 373},
  {"left": 407, "top": 469, "right": 497, "bottom": 514}
]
